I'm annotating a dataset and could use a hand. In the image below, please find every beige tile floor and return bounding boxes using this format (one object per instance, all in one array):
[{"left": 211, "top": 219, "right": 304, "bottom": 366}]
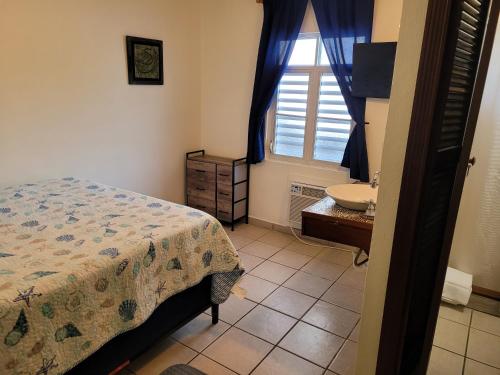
[
  {"left": 429, "top": 304, "right": 500, "bottom": 374},
  {"left": 120, "top": 224, "right": 500, "bottom": 375}
]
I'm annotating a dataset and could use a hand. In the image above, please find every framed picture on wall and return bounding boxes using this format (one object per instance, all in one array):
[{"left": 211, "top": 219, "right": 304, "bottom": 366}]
[{"left": 126, "top": 36, "right": 163, "bottom": 85}]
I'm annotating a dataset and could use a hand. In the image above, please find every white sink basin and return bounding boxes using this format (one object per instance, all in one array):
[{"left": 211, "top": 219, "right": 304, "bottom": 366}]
[{"left": 325, "top": 184, "right": 378, "bottom": 211}]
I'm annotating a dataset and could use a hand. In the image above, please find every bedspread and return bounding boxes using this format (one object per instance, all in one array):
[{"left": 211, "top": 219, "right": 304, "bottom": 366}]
[{"left": 0, "top": 178, "right": 241, "bottom": 374}]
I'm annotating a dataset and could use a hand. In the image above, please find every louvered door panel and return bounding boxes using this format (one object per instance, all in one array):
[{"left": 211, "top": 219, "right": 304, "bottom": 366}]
[
  {"left": 378, "top": 0, "right": 492, "bottom": 373},
  {"left": 438, "top": 0, "right": 487, "bottom": 150},
  {"left": 386, "top": 0, "right": 488, "bottom": 374}
]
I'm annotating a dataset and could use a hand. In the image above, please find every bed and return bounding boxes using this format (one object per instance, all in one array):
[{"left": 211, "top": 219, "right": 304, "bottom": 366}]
[{"left": 0, "top": 178, "right": 242, "bottom": 375}]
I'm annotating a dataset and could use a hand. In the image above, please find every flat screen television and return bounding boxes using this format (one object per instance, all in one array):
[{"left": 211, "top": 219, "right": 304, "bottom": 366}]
[{"left": 352, "top": 42, "right": 397, "bottom": 99}]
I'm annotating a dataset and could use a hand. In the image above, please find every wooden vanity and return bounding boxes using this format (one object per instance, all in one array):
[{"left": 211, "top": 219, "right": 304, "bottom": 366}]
[{"left": 301, "top": 197, "right": 374, "bottom": 254}]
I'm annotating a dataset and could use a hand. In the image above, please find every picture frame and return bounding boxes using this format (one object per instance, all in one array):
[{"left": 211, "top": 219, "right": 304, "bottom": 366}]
[{"left": 126, "top": 36, "right": 163, "bottom": 85}]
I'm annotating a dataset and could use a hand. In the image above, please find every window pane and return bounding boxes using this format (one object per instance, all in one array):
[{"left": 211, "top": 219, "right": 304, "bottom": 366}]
[
  {"left": 319, "top": 40, "right": 330, "bottom": 66},
  {"left": 314, "top": 73, "right": 351, "bottom": 163},
  {"left": 274, "top": 73, "right": 310, "bottom": 158},
  {"left": 276, "top": 73, "right": 309, "bottom": 117},
  {"left": 274, "top": 116, "right": 306, "bottom": 158},
  {"left": 288, "top": 38, "right": 317, "bottom": 66}
]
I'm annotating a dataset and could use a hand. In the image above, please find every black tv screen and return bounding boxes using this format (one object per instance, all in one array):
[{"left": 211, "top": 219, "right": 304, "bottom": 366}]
[{"left": 352, "top": 42, "right": 397, "bottom": 99}]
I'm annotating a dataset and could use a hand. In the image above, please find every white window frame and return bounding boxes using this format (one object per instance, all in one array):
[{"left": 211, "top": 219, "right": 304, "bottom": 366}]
[{"left": 266, "top": 33, "right": 353, "bottom": 167}]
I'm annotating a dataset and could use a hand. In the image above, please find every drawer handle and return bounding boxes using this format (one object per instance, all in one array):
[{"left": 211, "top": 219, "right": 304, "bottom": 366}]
[
  {"left": 198, "top": 205, "right": 206, "bottom": 209},
  {"left": 219, "top": 192, "right": 230, "bottom": 196},
  {"left": 195, "top": 169, "right": 206, "bottom": 173},
  {"left": 219, "top": 210, "right": 229, "bottom": 214},
  {"left": 196, "top": 187, "right": 206, "bottom": 191},
  {"left": 219, "top": 173, "right": 230, "bottom": 177}
]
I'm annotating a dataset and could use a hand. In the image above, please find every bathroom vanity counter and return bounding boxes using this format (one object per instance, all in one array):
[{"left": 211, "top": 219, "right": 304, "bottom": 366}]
[{"left": 301, "top": 196, "right": 374, "bottom": 254}]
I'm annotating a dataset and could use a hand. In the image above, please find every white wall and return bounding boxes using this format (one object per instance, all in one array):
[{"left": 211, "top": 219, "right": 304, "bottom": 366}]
[
  {"left": 200, "top": 0, "right": 402, "bottom": 227},
  {"left": 356, "top": 0, "right": 429, "bottom": 373},
  {"left": 1, "top": 0, "right": 402, "bottom": 226},
  {"left": 366, "top": 0, "right": 404, "bottom": 174},
  {"left": 449, "top": 25, "right": 500, "bottom": 292},
  {"left": 0, "top": 0, "right": 201, "bottom": 203}
]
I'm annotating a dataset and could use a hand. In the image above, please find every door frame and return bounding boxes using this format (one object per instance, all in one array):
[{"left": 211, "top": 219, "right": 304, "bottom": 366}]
[{"left": 376, "top": 0, "right": 499, "bottom": 373}]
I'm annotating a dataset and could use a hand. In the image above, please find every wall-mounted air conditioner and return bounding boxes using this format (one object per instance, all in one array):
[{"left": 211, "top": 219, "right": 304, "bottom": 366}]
[{"left": 289, "top": 182, "right": 326, "bottom": 229}]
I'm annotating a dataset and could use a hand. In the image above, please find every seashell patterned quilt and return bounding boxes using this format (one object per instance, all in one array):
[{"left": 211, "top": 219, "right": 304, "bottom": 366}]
[{"left": 0, "top": 178, "right": 241, "bottom": 374}]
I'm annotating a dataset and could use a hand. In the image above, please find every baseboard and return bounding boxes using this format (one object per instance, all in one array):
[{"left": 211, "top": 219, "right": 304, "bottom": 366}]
[
  {"left": 472, "top": 285, "right": 500, "bottom": 301},
  {"left": 248, "top": 216, "right": 284, "bottom": 231},
  {"left": 248, "top": 216, "right": 356, "bottom": 253}
]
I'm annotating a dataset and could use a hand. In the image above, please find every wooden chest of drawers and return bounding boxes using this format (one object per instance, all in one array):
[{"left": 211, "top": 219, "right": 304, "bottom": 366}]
[{"left": 186, "top": 150, "right": 249, "bottom": 230}]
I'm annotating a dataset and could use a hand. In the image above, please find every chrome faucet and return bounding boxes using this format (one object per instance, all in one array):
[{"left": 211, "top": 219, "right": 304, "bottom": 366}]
[{"left": 371, "top": 171, "right": 381, "bottom": 188}]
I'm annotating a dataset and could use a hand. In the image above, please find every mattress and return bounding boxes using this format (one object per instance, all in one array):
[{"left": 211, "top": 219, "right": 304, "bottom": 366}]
[{"left": 0, "top": 178, "right": 241, "bottom": 374}]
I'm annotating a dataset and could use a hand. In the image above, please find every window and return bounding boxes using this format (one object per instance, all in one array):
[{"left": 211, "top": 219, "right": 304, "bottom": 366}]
[{"left": 269, "top": 33, "right": 351, "bottom": 164}]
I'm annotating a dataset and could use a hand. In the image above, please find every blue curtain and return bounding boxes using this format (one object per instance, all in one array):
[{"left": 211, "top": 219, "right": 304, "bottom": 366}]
[
  {"left": 246, "top": 0, "right": 308, "bottom": 164},
  {"left": 312, "top": 0, "right": 374, "bottom": 182}
]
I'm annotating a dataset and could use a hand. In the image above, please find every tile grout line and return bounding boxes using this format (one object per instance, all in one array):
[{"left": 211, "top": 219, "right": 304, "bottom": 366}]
[
  {"left": 432, "top": 343, "right": 466, "bottom": 357},
  {"left": 222, "top": 296, "right": 356, "bottom": 341},
  {"left": 462, "top": 357, "right": 500, "bottom": 371},
  {"left": 166, "top": 229, "right": 272, "bottom": 374},
  {"left": 156, "top": 315, "right": 346, "bottom": 372},
  {"left": 325, "top": 314, "right": 362, "bottom": 372},
  {"left": 247, "top": 323, "right": 300, "bottom": 374},
  {"left": 229, "top": 226, "right": 500, "bottom": 374},
  {"left": 188, "top": 352, "right": 244, "bottom": 375},
  {"left": 202, "top": 232, "right": 355, "bottom": 374},
  {"left": 243, "top": 249, "right": 355, "bottom": 292},
  {"left": 242, "top": 244, "right": 359, "bottom": 330},
  {"left": 245, "top": 240, "right": 357, "bottom": 374},
  {"left": 430, "top": 343, "right": 500, "bottom": 374},
  {"left": 436, "top": 306, "right": 500, "bottom": 372},
  {"left": 310, "top": 264, "right": 362, "bottom": 374},
  {"left": 131, "top": 227, "right": 364, "bottom": 374},
  {"left": 142, "top": 295, "right": 355, "bottom": 371},
  {"left": 465, "top": 324, "right": 500, "bottom": 339},
  {"left": 461, "top": 309, "right": 473, "bottom": 374},
  {"left": 245, "top": 249, "right": 340, "bottom": 374},
  {"left": 464, "top": 306, "right": 500, "bottom": 370},
  {"left": 133, "top": 226, "right": 498, "bottom": 375},
  {"left": 206, "top": 273, "right": 357, "bottom": 339},
  {"left": 438, "top": 314, "right": 472, "bottom": 327},
  {"left": 432, "top": 331, "right": 500, "bottom": 371},
  {"left": 325, "top": 340, "right": 349, "bottom": 375},
  {"left": 198, "top": 235, "right": 296, "bottom": 374},
  {"left": 207, "top": 292, "right": 312, "bottom": 372}
]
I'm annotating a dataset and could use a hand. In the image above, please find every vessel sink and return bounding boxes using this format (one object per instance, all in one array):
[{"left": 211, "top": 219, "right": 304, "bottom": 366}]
[{"left": 325, "top": 184, "right": 378, "bottom": 211}]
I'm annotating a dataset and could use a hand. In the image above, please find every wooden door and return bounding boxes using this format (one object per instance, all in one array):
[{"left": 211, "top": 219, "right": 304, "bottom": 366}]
[{"left": 376, "top": 0, "right": 499, "bottom": 373}]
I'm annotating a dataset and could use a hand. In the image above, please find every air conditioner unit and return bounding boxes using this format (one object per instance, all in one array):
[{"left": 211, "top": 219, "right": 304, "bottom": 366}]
[{"left": 289, "top": 182, "right": 326, "bottom": 229}]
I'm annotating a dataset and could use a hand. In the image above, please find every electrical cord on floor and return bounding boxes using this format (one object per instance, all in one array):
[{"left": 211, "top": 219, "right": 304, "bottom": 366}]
[
  {"left": 353, "top": 249, "right": 369, "bottom": 267},
  {"left": 289, "top": 225, "right": 369, "bottom": 269}
]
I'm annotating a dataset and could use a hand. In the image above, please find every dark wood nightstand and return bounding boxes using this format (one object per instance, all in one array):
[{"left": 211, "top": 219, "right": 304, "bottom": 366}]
[{"left": 301, "top": 196, "right": 374, "bottom": 255}]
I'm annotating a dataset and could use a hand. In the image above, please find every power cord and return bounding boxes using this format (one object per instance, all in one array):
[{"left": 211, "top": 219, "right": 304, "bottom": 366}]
[{"left": 288, "top": 225, "right": 369, "bottom": 269}]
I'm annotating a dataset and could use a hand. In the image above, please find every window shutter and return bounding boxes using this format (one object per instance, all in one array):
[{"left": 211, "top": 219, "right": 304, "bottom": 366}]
[
  {"left": 314, "top": 73, "right": 351, "bottom": 162},
  {"left": 274, "top": 73, "right": 310, "bottom": 158}
]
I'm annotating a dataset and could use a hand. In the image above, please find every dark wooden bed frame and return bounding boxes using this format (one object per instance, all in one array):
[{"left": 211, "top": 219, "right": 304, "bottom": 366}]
[{"left": 67, "top": 275, "right": 218, "bottom": 374}]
